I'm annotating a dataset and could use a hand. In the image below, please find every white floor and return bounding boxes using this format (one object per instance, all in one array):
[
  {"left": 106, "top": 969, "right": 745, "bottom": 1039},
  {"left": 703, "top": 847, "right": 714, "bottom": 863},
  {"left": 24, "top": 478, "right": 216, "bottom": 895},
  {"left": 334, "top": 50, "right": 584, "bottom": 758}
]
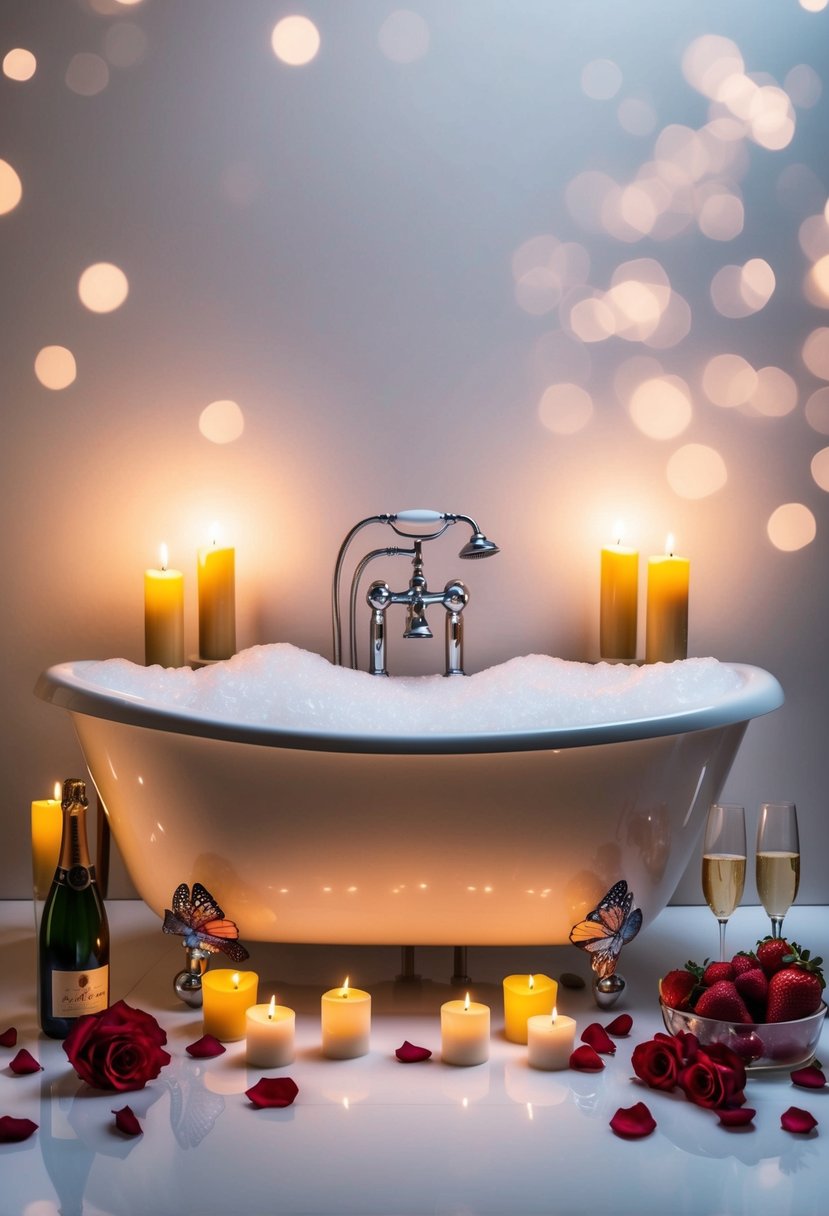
[{"left": 1, "top": 901, "right": 826, "bottom": 1216}]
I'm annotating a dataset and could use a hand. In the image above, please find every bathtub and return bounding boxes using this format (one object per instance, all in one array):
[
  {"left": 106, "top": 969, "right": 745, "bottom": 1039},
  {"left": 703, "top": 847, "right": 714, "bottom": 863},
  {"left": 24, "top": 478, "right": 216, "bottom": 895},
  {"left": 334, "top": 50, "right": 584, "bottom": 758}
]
[{"left": 35, "top": 656, "right": 783, "bottom": 946}]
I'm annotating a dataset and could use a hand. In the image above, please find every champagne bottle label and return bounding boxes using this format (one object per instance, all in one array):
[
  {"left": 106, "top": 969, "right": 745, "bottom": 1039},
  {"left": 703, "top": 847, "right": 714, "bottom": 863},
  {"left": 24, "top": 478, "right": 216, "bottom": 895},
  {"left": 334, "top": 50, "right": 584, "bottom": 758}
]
[{"left": 51, "top": 965, "right": 109, "bottom": 1018}]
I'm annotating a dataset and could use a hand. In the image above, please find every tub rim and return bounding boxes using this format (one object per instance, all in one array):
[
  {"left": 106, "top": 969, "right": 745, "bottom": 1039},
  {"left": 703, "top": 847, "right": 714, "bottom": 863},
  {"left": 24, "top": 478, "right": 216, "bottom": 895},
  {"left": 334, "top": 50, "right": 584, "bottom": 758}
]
[{"left": 34, "top": 658, "right": 784, "bottom": 756}]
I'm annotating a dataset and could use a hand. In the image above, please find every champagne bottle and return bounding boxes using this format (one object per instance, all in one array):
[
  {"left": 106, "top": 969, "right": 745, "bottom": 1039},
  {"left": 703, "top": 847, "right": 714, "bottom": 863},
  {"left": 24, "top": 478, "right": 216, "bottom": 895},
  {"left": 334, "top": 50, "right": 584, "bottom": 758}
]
[{"left": 39, "top": 778, "right": 110, "bottom": 1039}]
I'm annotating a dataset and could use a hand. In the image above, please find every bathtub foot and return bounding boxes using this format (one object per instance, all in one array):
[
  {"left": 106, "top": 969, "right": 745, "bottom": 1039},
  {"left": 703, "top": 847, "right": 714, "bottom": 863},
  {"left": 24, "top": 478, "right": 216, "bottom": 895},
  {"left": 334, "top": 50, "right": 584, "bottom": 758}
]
[
  {"left": 173, "top": 946, "right": 209, "bottom": 1008},
  {"left": 396, "top": 946, "right": 422, "bottom": 983},
  {"left": 450, "top": 946, "right": 471, "bottom": 987},
  {"left": 593, "top": 972, "right": 625, "bottom": 1009}
]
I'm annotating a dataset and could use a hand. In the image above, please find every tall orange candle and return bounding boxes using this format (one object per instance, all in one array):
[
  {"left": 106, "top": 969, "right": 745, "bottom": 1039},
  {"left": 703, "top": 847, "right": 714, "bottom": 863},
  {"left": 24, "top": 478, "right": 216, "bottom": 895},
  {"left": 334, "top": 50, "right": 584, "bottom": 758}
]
[
  {"left": 144, "top": 543, "right": 184, "bottom": 668},
  {"left": 197, "top": 528, "right": 236, "bottom": 660},
  {"left": 600, "top": 523, "right": 638, "bottom": 660},
  {"left": 31, "top": 782, "right": 62, "bottom": 899},
  {"left": 645, "top": 534, "right": 690, "bottom": 663}
]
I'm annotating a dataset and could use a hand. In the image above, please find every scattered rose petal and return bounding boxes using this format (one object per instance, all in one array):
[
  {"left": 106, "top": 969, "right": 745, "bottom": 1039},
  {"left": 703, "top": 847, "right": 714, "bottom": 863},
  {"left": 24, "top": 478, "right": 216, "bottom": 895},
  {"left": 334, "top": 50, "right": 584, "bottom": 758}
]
[
  {"left": 112, "top": 1106, "right": 142, "bottom": 1137},
  {"left": 791, "top": 1065, "right": 826, "bottom": 1090},
  {"left": 569, "top": 1044, "right": 605, "bottom": 1071},
  {"left": 610, "top": 1101, "right": 656, "bottom": 1138},
  {"left": 245, "top": 1077, "right": 299, "bottom": 1109},
  {"left": 185, "top": 1034, "right": 226, "bottom": 1059},
  {"left": 606, "top": 1013, "right": 633, "bottom": 1037},
  {"left": 395, "top": 1040, "right": 432, "bottom": 1063},
  {"left": 718, "top": 1106, "right": 756, "bottom": 1127},
  {"left": 581, "top": 1023, "right": 616, "bottom": 1054},
  {"left": 0, "top": 1028, "right": 17, "bottom": 1048},
  {"left": 781, "top": 1106, "right": 818, "bottom": 1134},
  {"left": 8, "top": 1049, "right": 42, "bottom": 1076},
  {"left": 0, "top": 1116, "right": 38, "bottom": 1142}
]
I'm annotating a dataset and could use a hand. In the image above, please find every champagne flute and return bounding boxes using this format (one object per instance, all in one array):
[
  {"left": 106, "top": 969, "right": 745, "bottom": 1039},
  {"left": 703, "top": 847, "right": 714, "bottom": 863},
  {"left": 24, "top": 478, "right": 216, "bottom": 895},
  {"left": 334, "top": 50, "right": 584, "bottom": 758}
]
[
  {"left": 756, "top": 801, "right": 800, "bottom": 939},
  {"left": 701, "top": 803, "right": 746, "bottom": 961}
]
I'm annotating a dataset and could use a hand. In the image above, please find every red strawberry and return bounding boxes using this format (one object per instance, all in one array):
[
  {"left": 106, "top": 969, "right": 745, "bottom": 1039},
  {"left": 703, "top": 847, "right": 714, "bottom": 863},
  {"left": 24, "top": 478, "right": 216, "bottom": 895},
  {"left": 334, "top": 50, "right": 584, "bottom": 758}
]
[
  {"left": 766, "top": 944, "right": 825, "bottom": 1023},
  {"left": 702, "top": 961, "right": 735, "bottom": 985},
  {"left": 756, "top": 937, "right": 792, "bottom": 977},
  {"left": 694, "top": 980, "right": 753, "bottom": 1024},
  {"left": 731, "top": 952, "right": 757, "bottom": 977},
  {"left": 734, "top": 967, "right": 768, "bottom": 1019},
  {"left": 659, "top": 968, "right": 698, "bottom": 1011}
]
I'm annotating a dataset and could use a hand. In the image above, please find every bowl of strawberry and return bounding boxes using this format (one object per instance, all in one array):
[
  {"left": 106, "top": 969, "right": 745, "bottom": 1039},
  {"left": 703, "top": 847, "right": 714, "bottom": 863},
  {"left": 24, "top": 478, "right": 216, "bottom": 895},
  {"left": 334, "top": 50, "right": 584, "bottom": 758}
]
[{"left": 659, "top": 939, "right": 826, "bottom": 1070}]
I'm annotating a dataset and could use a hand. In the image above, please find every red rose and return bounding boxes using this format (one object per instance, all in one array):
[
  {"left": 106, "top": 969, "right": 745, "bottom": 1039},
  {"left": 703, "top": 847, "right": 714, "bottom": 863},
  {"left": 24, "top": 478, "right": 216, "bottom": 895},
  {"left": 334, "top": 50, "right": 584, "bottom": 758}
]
[
  {"left": 631, "top": 1035, "right": 684, "bottom": 1090},
  {"left": 63, "top": 1000, "right": 171, "bottom": 1092},
  {"left": 678, "top": 1043, "right": 746, "bottom": 1111}
]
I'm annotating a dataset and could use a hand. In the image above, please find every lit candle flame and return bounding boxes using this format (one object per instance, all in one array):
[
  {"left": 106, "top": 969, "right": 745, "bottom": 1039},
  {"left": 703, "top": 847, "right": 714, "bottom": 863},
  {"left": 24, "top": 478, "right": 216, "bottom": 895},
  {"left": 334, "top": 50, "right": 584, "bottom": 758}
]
[
  {"left": 614, "top": 519, "right": 625, "bottom": 546},
  {"left": 464, "top": 992, "right": 471, "bottom": 1012},
  {"left": 210, "top": 522, "right": 221, "bottom": 547},
  {"left": 268, "top": 995, "right": 276, "bottom": 1020},
  {"left": 53, "top": 782, "right": 61, "bottom": 801},
  {"left": 159, "top": 542, "right": 169, "bottom": 572},
  {"left": 528, "top": 973, "right": 535, "bottom": 990},
  {"left": 665, "top": 533, "right": 675, "bottom": 557},
  {"left": 341, "top": 976, "right": 350, "bottom": 998},
  {"left": 232, "top": 972, "right": 240, "bottom": 990},
  {"left": 551, "top": 1005, "right": 558, "bottom": 1025}
]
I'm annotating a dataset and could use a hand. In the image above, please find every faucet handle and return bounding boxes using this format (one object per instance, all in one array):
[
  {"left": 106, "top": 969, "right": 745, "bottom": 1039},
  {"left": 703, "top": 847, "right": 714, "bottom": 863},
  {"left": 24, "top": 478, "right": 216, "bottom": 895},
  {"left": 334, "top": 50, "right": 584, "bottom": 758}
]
[{"left": 395, "top": 509, "right": 444, "bottom": 524}]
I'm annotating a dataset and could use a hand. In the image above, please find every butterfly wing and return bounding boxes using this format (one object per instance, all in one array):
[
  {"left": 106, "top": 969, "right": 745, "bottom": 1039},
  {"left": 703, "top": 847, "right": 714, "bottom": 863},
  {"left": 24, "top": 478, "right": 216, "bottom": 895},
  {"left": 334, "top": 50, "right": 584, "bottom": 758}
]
[
  {"left": 162, "top": 881, "right": 249, "bottom": 960},
  {"left": 569, "top": 880, "right": 642, "bottom": 977}
]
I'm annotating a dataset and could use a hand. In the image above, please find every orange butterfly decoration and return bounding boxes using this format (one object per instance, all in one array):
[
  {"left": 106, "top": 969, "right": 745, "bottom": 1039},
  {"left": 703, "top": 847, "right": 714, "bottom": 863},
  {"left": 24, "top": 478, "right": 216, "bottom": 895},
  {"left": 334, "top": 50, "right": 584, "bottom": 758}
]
[
  {"left": 163, "top": 881, "right": 250, "bottom": 963},
  {"left": 569, "top": 879, "right": 642, "bottom": 978}
]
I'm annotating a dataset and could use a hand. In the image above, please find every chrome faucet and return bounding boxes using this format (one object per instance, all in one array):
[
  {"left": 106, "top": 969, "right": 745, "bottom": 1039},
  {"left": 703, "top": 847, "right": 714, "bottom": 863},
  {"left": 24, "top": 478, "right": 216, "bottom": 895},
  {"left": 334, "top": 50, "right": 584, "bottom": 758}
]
[{"left": 331, "top": 510, "right": 499, "bottom": 676}]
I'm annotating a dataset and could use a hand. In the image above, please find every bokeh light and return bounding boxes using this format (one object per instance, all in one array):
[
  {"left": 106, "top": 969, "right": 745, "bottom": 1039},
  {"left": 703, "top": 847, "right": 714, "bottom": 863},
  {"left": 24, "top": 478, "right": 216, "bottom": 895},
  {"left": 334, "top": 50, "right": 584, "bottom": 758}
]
[
  {"left": 799, "top": 0, "right": 828, "bottom": 11},
  {"left": 617, "top": 98, "right": 657, "bottom": 137},
  {"left": 378, "top": 10, "right": 430, "bottom": 63},
  {"left": 65, "top": 52, "right": 110, "bottom": 96},
  {"left": 702, "top": 353, "right": 758, "bottom": 408},
  {"left": 666, "top": 443, "right": 727, "bottom": 498},
  {"left": 78, "top": 262, "right": 129, "bottom": 313},
  {"left": 199, "top": 399, "right": 245, "bottom": 444},
  {"left": 3, "top": 49, "right": 37, "bottom": 81},
  {"left": 271, "top": 16, "right": 321, "bottom": 66},
  {"left": 102, "top": 22, "right": 149, "bottom": 69},
  {"left": 785, "top": 64, "right": 822, "bottom": 109},
  {"left": 567, "top": 293, "right": 615, "bottom": 342},
  {"left": 581, "top": 59, "right": 622, "bottom": 100},
  {"left": 767, "top": 503, "right": 816, "bottom": 551},
  {"left": 627, "top": 375, "right": 693, "bottom": 439},
  {"left": 807, "top": 254, "right": 829, "bottom": 307},
  {"left": 802, "top": 328, "right": 829, "bottom": 379},
  {"left": 799, "top": 212, "right": 829, "bottom": 261},
  {"left": 811, "top": 447, "right": 829, "bottom": 491},
  {"left": 747, "top": 366, "right": 798, "bottom": 417},
  {"left": 696, "top": 185, "right": 744, "bottom": 240},
  {"left": 710, "top": 258, "right": 775, "bottom": 318},
  {"left": 512, "top": 237, "right": 589, "bottom": 316},
  {"left": 0, "top": 160, "right": 23, "bottom": 215},
  {"left": 682, "top": 35, "right": 744, "bottom": 99},
  {"left": 805, "top": 386, "right": 829, "bottom": 434},
  {"left": 34, "top": 346, "right": 77, "bottom": 391},
  {"left": 538, "top": 384, "right": 593, "bottom": 434}
]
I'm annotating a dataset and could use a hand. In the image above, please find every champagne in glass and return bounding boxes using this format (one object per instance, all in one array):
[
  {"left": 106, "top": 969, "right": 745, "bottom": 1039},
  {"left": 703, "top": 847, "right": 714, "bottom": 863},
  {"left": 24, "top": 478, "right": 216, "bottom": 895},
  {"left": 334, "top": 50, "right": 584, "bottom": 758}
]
[
  {"left": 702, "top": 803, "right": 746, "bottom": 961},
  {"left": 756, "top": 801, "right": 800, "bottom": 939}
]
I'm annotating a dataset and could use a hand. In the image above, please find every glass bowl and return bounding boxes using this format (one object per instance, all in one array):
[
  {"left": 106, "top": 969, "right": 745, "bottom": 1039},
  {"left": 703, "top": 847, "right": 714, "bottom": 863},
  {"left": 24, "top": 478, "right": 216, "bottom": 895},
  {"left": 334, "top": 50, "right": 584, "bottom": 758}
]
[{"left": 660, "top": 1000, "right": 826, "bottom": 1071}]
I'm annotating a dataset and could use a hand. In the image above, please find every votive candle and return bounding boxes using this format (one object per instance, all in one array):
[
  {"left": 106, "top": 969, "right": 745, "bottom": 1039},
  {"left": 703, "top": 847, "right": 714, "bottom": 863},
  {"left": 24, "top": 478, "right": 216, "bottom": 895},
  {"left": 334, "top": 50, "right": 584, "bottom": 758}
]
[
  {"left": 246, "top": 995, "right": 296, "bottom": 1067},
  {"left": 527, "top": 1008, "right": 577, "bottom": 1070},
  {"left": 502, "top": 973, "right": 558, "bottom": 1044},
  {"left": 321, "top": 977, "right": 371, "bottom": 1059},
  {"left": 202, "top": 969, "right": 258, "bottom": 1042},
  {"left": 441, "top": 993, "right": 490, "bottom": 1066}
]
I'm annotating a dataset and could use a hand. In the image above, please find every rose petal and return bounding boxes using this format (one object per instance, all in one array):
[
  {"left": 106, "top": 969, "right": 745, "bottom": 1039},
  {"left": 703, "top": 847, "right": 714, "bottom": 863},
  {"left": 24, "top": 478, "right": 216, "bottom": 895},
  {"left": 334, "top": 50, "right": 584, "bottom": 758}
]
[
  {"left": 610, "top": 1101, "right": 657, "bottom": 1138},
  {"left": 606, "top": 1013, "right": 633, "bottom": 1037},
  {"left": 0, "top": 1116, "right": 38, "bottom": 1142},
  {"left": 185, "top": 1034, "right": 226, "bottom": 1059},
  {"left": 8, "top": 1049, "right": 42, "bottom": 1076},
  {"left": 791, "top": 1065, "right": 826, "bottom": 1090},
  {"left": 112, "top": 1105, "right": 142, "bottom": 1136},
  {"left": 245, "top": 1077, "right": 299, "bottom": 1109},
  {"left": 0, "top": 1028, "right": 17, "bottom": 1049},
  {"left": 395, "top": 1040, "right": 432, "bottom": 1063},
  {"left": 569, "top": 1044, "right": 605, "bottom": 1071},
  {"left": 581, "top": 1023, "right": 616, "bottom": 1054},
  {"left": 718, "top": 1106, "right": 756, "bottom": 1127},
  {"left": 781, "top": 1106, "right": 818, "bottom": 1134}
]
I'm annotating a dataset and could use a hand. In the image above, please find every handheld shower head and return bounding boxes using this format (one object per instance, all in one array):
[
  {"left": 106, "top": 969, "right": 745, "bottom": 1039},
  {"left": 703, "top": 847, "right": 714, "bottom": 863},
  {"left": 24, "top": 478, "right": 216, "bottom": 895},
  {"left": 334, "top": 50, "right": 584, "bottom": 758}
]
[{"left": 458, "top": 531, "right": 499, "bottom": 559}]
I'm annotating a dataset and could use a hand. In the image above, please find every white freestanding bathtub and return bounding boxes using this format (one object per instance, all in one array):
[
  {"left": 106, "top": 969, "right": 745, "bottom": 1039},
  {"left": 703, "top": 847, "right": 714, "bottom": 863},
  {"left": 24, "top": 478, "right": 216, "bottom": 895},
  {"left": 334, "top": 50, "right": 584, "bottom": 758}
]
[{"left": 35, "top": 652, "right": 783, "bottom": 945}]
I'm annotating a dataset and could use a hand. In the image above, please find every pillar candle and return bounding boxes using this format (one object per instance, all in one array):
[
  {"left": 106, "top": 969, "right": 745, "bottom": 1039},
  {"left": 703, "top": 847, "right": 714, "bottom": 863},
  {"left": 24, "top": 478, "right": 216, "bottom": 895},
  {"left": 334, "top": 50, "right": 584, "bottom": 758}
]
[
  {"left": 144, "top": 544, "right": 185, "bottom": 668},
  {"left": 441, "top": 993, "right": 490, "bottom": 1066},
  {"left": 31, "top": 783, "right": 62, "bottom": 899},
  {"left": 502, "top": 973, "right": 558, "bottom": 1044},
  {"left": 321, "top": 978, "right": 371, "bottom": 1059},
  {"left": 527, "top": 1008, "right": 577, "bottom": 1070},
  {"left": 202, "top": 969, "right": 258, "bottom": 1041},
  {"left": 645, "top": 535, "right": 690, "bottom": 664},
  {"left": 197, "top": 533, "right": 236, "bottom": 660},
  {"left": 600, "top": 527, "right": 638, "bottom": 660},
  {"left": 245, "top": 995, "right": 296, "bottom": 1067}
]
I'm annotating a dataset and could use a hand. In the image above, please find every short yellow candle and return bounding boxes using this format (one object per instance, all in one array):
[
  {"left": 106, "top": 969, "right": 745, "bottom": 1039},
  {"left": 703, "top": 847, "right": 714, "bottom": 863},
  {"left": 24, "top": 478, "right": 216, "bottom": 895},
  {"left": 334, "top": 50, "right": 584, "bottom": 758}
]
[
  {"left": 600, "top": 525, "right": 638, "bottom": 660},
  {"left": 246, "top": 995, "right": 296, "bottom": 1067},
  {"left": 201, "top": 969, "right": 258, "bottom": 1042},
  {"left": 321, "top": 977, "right": 371, "bottom": 1059},
  {"left": 31, "top": 782, "right": 62, "bottom": 899},
  {"left": 527, "top": 1007, "right": 577, "bottom": 1070},
  {"left": 441, "top": 992, "right": 490, "bottom": 1066},
  {"left": 144, "top": 543, "right": 184, "bottom": 668},
  {"left": 502, "top": 973, "right": 558, "bottom": 1044},
  {"left": 197, "top": 530, "right": 236, "bottom": 660},
  {"left": 645, "top": 534, "right": 690, "bottom": 664}
]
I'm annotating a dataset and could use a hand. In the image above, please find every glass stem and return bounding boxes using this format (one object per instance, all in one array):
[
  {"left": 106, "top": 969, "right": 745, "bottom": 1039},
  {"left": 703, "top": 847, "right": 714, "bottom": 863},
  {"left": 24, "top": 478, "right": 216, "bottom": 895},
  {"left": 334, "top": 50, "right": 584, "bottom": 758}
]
[
  {"left": 770, "top": 916, "right": 784, "bottom": 939},
  {"left": 718, "top": 918, "right": 728, "bottom": 962}
]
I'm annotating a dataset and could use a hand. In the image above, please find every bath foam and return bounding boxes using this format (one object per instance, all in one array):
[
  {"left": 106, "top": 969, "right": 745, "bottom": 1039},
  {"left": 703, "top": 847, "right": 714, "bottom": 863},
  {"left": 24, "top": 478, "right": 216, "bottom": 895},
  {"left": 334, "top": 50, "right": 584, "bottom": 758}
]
[{"left": 83, "top": 645, "right": 744, "bottom": 736}]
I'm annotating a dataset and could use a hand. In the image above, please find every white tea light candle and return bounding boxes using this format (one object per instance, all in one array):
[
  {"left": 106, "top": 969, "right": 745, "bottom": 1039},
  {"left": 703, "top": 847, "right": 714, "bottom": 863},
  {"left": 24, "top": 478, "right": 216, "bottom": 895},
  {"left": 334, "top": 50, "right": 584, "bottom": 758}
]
[
  {"left": 441, "top": 992, "right": 490, "bottom": 1066},
  {"left": 527, "top": 1008, "right": 576, "bottom": 1070},
  {"left": 246, "top": 995, "right": 295, "bottom": 1067}
]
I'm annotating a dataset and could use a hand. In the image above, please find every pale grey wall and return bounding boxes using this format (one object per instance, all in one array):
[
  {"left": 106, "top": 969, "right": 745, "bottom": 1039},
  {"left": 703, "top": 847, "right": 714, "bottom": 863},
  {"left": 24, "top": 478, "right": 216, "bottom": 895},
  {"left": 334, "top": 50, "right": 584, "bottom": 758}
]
[{"left": 2, "top": 0, "right": 828, "bottom": 910}]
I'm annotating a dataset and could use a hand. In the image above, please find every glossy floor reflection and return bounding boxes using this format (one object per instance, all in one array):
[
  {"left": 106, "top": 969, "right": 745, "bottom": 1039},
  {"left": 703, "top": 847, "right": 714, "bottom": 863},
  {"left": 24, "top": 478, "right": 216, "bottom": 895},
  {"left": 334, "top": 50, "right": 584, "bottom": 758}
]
[{"left": 1, "top": 903, "right": 826, "bottom": 1216}]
